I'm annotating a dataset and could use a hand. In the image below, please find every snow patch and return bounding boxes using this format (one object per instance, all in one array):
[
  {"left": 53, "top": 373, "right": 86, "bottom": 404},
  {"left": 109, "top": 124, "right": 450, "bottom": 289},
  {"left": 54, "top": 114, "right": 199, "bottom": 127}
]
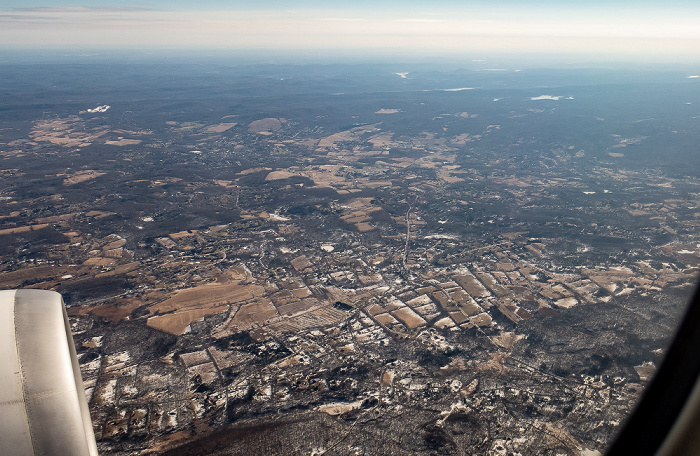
[{"left": 87, "top": 105, "right": 110, "bottom": 113}]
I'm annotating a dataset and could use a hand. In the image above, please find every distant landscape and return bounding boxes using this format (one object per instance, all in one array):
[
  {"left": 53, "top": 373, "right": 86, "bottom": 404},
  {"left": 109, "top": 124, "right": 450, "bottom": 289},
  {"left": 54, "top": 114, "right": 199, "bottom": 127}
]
[{"left": 0, "top": 60, "right": 698, "bottom": 455}]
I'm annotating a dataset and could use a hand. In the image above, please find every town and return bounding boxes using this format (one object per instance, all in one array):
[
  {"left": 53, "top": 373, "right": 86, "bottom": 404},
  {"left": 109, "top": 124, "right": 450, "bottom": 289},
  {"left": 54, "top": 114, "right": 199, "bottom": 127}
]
[{"left": 1, "top": 63, "right": 698, "bottom": 455}]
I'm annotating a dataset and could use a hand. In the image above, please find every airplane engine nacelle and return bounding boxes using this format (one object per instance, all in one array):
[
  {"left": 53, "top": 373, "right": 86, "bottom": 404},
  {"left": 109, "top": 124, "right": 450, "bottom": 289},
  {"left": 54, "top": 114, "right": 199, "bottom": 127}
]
[{"left": 0, "top": 289, "right": 98, "bottom": 456}]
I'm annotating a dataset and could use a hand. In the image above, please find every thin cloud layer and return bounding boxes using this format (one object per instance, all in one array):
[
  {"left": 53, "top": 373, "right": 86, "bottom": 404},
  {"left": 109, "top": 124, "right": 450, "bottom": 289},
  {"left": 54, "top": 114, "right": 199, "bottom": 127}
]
[
  {"left": 14, "top": 7, "right": 154, "bottom": 12},
  {"left": 0, "top": 3, "right": 698, "bottom": 62}
]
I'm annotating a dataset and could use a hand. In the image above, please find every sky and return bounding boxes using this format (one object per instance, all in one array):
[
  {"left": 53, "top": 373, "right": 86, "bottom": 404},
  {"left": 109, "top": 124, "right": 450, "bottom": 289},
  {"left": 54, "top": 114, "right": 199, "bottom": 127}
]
[{"left": 1, "top": 1, "right": 699, "bottom": 63}]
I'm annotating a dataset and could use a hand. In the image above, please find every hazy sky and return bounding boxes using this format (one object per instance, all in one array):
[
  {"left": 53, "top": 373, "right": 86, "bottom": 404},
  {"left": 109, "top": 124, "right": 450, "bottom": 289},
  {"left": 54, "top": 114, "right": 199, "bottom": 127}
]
[{"left": 1, "top": 1, "right": 699, "bottom": 63}]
